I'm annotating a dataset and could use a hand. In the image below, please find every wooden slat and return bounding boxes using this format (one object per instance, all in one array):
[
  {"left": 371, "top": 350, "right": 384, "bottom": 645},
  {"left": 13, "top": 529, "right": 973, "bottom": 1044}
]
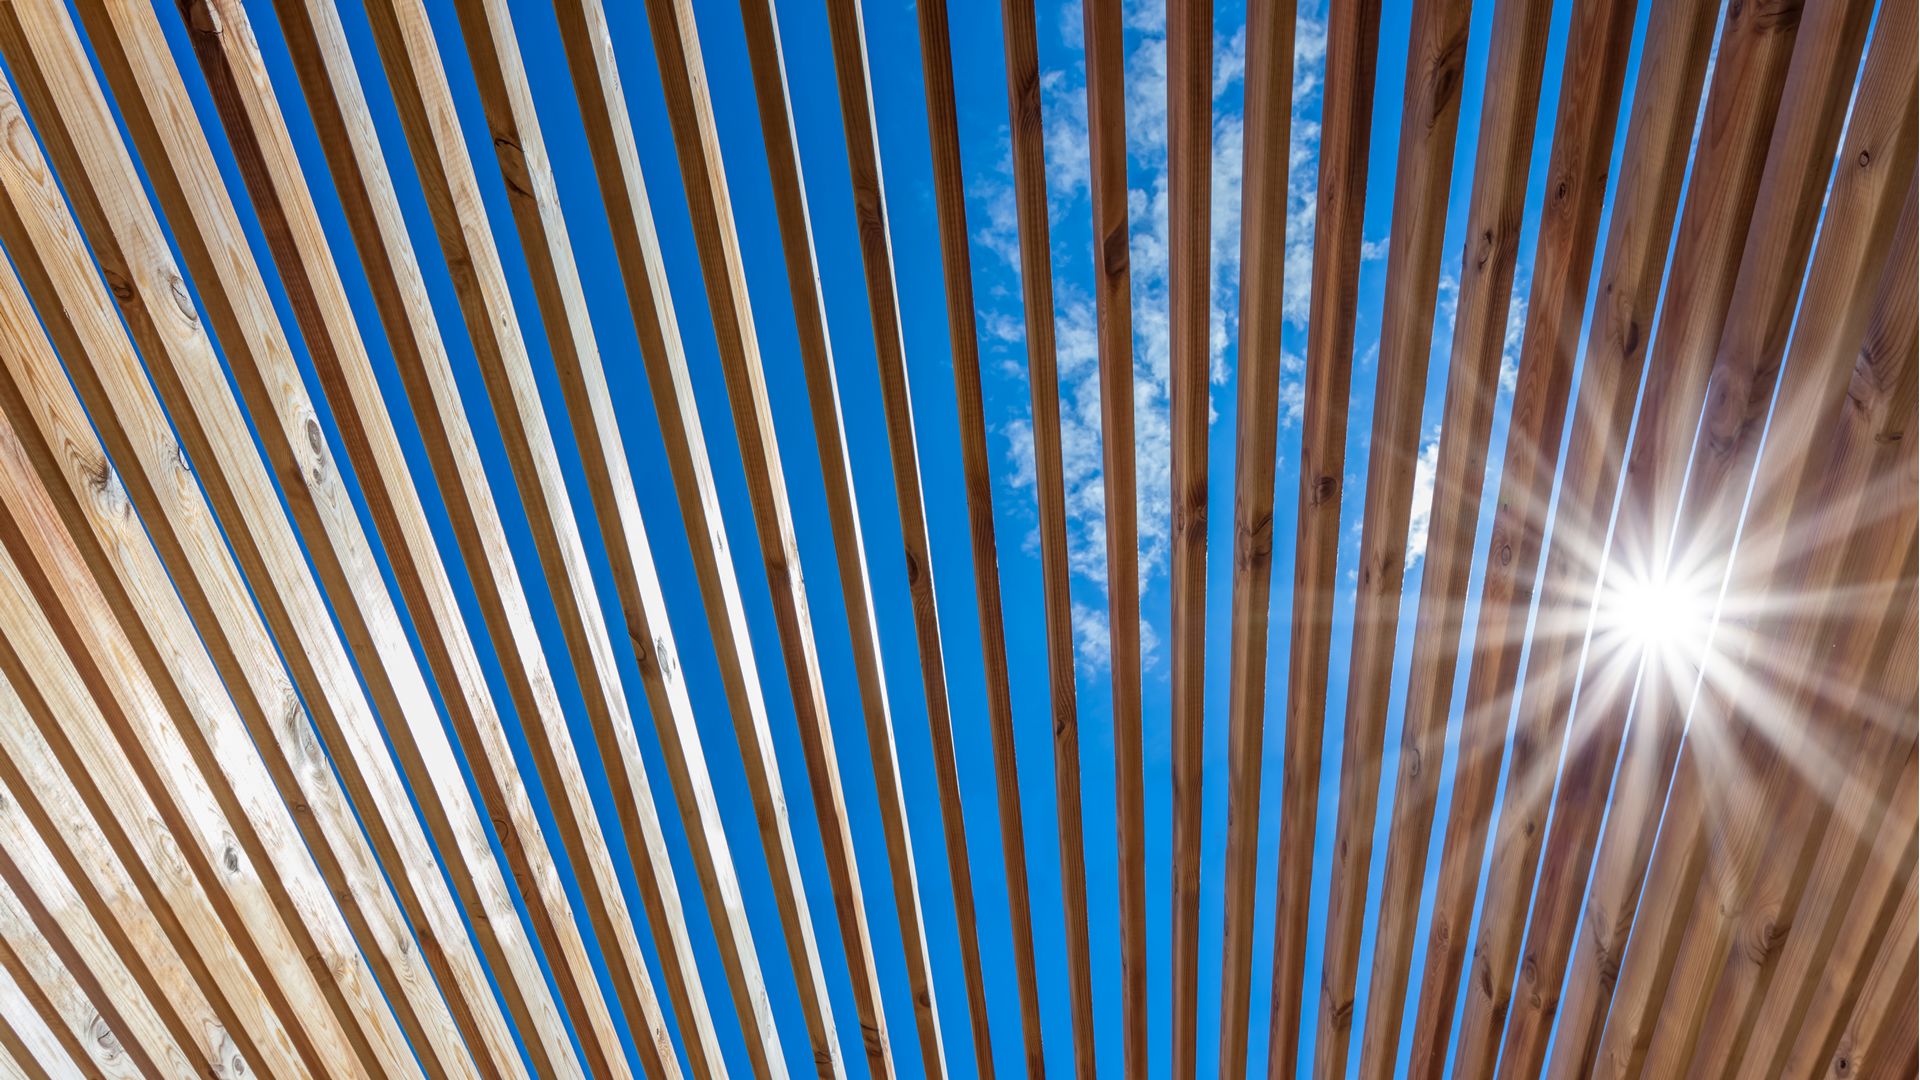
[
  {"left": 640, "top": 1, "right": 909, "bottom": 1075},
  {"left": 0, "top": 39, "right": 452, "bottom": 1078},
  {"left": 1078, "top": 0, "right": 1148, "bottom": 1071},
  {"left": 0, "top": 965, "right": 67, "bottom": 1080},
  {"left": 1314, "top": 0, "right": 1489, "bottom": 1071},
  {"left": 1583, "top": 190, "right": 1914, "bottom": 1079},
  {"left": 0, "top": 2, "right": 588, "bottom": 1074},
  {"left": 1268, "top": 0, "right": 1384, "bottom": 1068},
  {"left": 0, "top": 879, "right": 144, "bottom": 1079},
  {"left": 544, "top": 0, "right": 805, "bottom": 1071},
  {"left": 1458, "top": 0, "right": 1883, "bottom": 1074},
  {"left": 1414, "top": 0, "right": 1801, "bottom": 1066},
  {"left": 1358, "top": 2, "right": 1637, "bottom": 1074},
  {"left": 173, "top": 1, "right": 705, "bottom": 1075},
  {"left": 1166, "top": 0, "right": 1211, "bottom": 1068},
  {"left": 735, "top": 1, "right": 964, "bottom": 1072},
  {"left": 1216, "top": 0, "right": 1294, "bottom": 1073},
  {"left": 912, "top": 0, "right": 1048, "bottom": 1070},
  {"left": 999, "top": 0, "right": 1097, "bottom": 1072}
]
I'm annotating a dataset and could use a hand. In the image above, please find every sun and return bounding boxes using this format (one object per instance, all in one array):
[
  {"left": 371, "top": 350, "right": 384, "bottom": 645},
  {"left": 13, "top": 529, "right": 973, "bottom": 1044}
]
[{"left": 1594, "top": 566, "right": 1714, "bottom": 670}]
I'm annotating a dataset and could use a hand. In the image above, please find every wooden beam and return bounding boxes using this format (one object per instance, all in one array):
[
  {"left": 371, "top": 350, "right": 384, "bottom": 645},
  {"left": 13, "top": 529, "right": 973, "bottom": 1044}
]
[
  {"left": 1079, "top": 0, "right": 1148, "bottom": 1070},
  {"left": 735, "top": 1, "right": 967, "bottom": 1071},
  {"left": 999, "top": 0, "right": 1098, "bottom": 1072},
  {"left": 1818, "top": 870, "right": 1919, "bottom": 1080},
  {"left": 816, "top": 0, "right": 1005, "bottom": 1068},
  {"left": 1269, "top": 0, "right": 1384, "bottom": 1068},
  {"left": 0, "top": 39, "right": 456, "bottom": 1077},
  {"left": 1358, "top": 2, "right": 1637, "bottom": 1073},
  {"left": 1314, "top": 0, "right": 1486, "bottom": 1071},
  {"left": 1620, "top": 182, "right": 1916, "bottom": 1080},
  {"left": 641, "top": 1, "right": 913, "bottom": 1074},
  {"left": 1166, "top": 0, "right": 1212, "bottom": 1067},
  {"left": 1217, "top": 0, "right": 1294, "bottom": 1073},
  {"left": 912, "top": 0, "right": 1047, "bottom": 1070}
]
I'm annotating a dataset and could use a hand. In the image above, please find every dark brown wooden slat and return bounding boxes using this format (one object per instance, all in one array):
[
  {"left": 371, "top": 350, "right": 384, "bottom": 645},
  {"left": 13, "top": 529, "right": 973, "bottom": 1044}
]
[
  {"left": 1167, "top": 0, "right": 1211, "bottom": 1068},
  {"left": 1357, "top": 3, "right": 1638, "bottom": 1074},
  {"left": 1000, "top": 0, "right": 1098, "bottom": 1070},
  {"left": 1268, "top": 1, "right": 1384, "bottom": 1069},
  {"left": 1314, "top": 0, "right": 1511, "bottom": 1071},
  {"left": 1217, "top": 0, "right": 1295, "bottom": 1073},
  {"left": 1080, "top": 0, "right": 1148, "bottom": 1071},
  {"left": 913, "top": 1, "right": 1048, "bottom": 1071}
]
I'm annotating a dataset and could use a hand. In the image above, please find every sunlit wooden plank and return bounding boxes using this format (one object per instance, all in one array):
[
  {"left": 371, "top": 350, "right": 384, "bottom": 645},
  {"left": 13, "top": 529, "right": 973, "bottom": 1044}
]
[
  {"left": 1268, "top": 0, "right": 1384, "bottom": 1067},
  {"left": 912, "top": 0, "right": 1048, "bottom": 1069},
  {"left": 1811, "top": 866, "right": 1918, "bottom": 1080},
  {"left": 999, "top": 0, "right": 1098, "bottom": 1072},
  {"left": 0, "top": 965, "right": 66, "bottom": 1080},
  {"left": 544, "top": 0, "right": 803, "bottom": 1072}
]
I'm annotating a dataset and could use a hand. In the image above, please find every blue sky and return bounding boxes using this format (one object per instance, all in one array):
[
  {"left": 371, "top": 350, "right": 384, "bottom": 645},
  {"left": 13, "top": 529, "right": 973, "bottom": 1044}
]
[{"left": 118, "top": 0, "right": 1666, "bottom": 1075}]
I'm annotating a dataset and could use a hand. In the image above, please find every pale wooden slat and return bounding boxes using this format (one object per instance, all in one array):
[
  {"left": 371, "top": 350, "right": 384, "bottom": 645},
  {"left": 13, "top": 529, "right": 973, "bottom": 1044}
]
[
  {"left": 0, "top": 623, "right": 311, "bottom": 1080},
  {"left": 1166, "top": 0, "right": 1211, "bottom": 1068},
  {"left": 999, "top": 1, "right": 1097, "bottom": 1072},
  {"left": 816, "top": 0, "right": 1005, "bottom": 1067},
  {"left": 912, "top": 0, "right": 1047, "bottom": 1070},
  {"left": 0, "top": 53, "right": 442, "bottom": 1080},
  {"left": 545, "top": 0, "right": 803, "bottom": 1071},
  {"left": 1358, "top": 2, "right": 1638, "bottom": 1074},
  {"left": 735, "top": 1, "right": 964, "bottom": 1071},
  {"left": 1456, "top": 0, "right": 1882, "bottom": 1073},
  {"left": 1268, "top": 0, "right": 1383, "bottom": 1066},
  {"left": 642, "top": 0, "right": 931, "bottom": 1073},
  {"left": 1313, "top": 0, "right": 1484, "bottom": 1072},
  {"left": 1215, "top": 0, "right": 1294, "bottom": 1073},
  {"left": 0, "top": 967, "right": 64, "bottom": 1080},
  {"left": 0, "top": 825, "right": 169, "bottom": 1078},
  {"left": 1079, "top": 0, "right": 1147, "bottom": 1071}
]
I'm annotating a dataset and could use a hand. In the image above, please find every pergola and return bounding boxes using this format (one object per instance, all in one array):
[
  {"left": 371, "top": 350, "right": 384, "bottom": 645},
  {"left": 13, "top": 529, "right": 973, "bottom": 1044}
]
[{"left": 0, "top": 0, "right": 1908, "bottom": 1076}]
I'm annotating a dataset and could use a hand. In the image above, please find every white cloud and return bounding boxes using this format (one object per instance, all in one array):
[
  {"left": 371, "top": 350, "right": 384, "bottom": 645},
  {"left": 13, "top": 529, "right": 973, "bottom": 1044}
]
[{"left": 1404, "top": 426, "right": 1443, "bottom": 567}]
